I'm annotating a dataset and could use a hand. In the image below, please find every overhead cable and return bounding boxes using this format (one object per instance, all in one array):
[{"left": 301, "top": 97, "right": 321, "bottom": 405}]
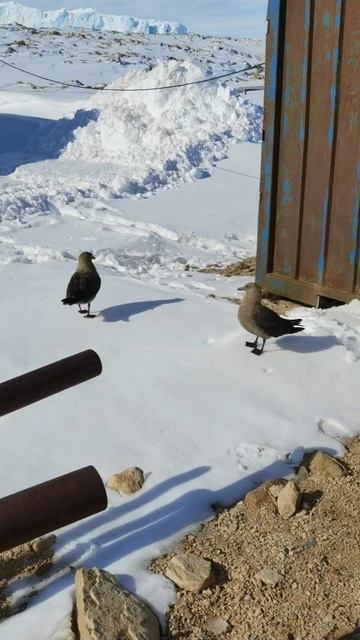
[{"left": 0, "top": 57, "right": 264, "bottom": 92}]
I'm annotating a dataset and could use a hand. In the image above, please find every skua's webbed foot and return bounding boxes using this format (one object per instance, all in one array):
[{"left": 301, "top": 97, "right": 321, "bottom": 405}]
[
  {"left": 245, "top": 339, "right": 258, "bottom": 348},
  {"left": 251, "top": 339, "right": 266, "bottom": 355}
]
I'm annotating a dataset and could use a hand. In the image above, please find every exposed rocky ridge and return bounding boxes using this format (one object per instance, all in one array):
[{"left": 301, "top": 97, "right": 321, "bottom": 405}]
[
  {"left": 2, "top": 441, "right": 359, "bottom": 639},
  {"left": 0, "top": 22, "right": 264, "bottom": 93},
  {"left": 152, "top": 437, "right": 360, "bottom": 639}
]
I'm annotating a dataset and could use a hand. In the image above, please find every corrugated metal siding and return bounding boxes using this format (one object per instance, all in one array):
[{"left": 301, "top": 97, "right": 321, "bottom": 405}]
[{"left": 257, "top": 0, "right": 360, "bottom": 305}]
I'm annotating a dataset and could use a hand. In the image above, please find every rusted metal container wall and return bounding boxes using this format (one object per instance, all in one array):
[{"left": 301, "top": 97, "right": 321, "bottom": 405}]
[{"left": 256, "top": 0, "right": 360, "bottom": 305}]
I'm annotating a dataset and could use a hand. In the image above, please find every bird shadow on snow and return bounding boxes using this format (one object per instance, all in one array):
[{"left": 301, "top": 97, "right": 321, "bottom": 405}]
[
  {"left": 0, "top": 108, "right": 99, "bottom": 176},
  {"left": 16, "top": 445, "right": 339, "bottom": 615},
  {"left": 100, "top": 298, "right": 185, "bottom": 322},
  {"left": 276, "top": 334, "right": 340, "bottom": 353}
]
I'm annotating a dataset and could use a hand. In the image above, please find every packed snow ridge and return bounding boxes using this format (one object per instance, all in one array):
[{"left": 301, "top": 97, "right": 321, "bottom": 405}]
[
  {"left": 0, "top": 1, "right": 188, "bottom": 34},
  {"left": 61, "top": 60, "right": 263, "bottom": 195},
  {"left": 1, "top": 60, "right": 263, "bottom": 218}
]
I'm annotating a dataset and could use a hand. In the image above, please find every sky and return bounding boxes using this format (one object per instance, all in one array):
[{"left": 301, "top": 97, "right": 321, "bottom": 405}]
[{"left": 13, "top": 0, "right": 268, "bottom": 38}]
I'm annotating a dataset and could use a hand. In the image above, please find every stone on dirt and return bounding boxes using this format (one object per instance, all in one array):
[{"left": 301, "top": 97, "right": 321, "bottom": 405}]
[
  {"left": 75, "top": 567, "right": 160, "bottom": 640},
  {"left": 277, "top": 481, "right": 301, "bottom": 519},
  {"left": 244, "top": 479, "right": 287, "bottom": 508},
  {"left": 256, "top": 567, "right": 284, "bottom": 587},
  {"left": 165, "top": 553, "right": 215, "bottom": 592},
  {"left": 205, "top": 616, "right": 229, "bottom": 634},
  {"left": 308, "top": 451, "right": 346, "bottom": 478}
]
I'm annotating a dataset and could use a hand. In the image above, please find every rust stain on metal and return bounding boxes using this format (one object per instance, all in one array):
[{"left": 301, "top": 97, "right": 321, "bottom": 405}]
[
  {"left": 257, "top": 0, "right": 360, "bottom": 306},
  {"left": 274, "top": 0, "right": 311, "bottom": 279},
  {"left": 0, "top": 349, "right": 102, "bottom": 417},
  {"left": 325, "top": 0, "right": 360, "bottom": 293},
  {"left": 0, "top": 466, "right": 107, "bottom": 552}
]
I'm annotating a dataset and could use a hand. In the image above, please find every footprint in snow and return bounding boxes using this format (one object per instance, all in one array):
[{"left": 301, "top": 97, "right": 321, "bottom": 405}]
[
  {"left": 233, "top": 443, "right": 285, "bottom": 471},
  {"left": 317, "top": 417, "right": 351, "bottom": 442}
]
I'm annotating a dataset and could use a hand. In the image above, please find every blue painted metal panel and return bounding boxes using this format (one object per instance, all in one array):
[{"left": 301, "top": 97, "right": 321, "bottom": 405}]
[
  {"left": 256, "top": 0, "right": 282, "bottom": 285},
  {"left": 256, "top": 0, "right": 360, "bottom": 304}
]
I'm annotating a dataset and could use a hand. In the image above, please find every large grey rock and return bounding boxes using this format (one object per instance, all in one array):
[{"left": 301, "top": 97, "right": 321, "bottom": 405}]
[
  {"left": 277, "top": 481, "right": 301, "bottom": 519},
  {"left": 75, "top": 568, "right": 160, "bottom": 640},
  {"left": 165, "top": 553, "right": 215, "bottom": 592},
  {"left": 106, "top": 467, "right": 145, "bottom": 495}
]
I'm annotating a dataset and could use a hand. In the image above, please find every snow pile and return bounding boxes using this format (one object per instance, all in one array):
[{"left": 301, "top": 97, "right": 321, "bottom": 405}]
[
  {"left": 0, "top": 1, "right": 188, "bottom": 34},
  {"left": 0, "top": 61, "right": 262, "bottom": 226},
  {"left": 62, "top": 60, "right": 263, "bottom": 196}
]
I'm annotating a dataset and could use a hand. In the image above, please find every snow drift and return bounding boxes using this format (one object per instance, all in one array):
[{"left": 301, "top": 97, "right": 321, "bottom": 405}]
[
  {"left": 1, "top": 61, "right": 262, "bottom": 221},
  {"left": 0, "top": 1, "right": 188, "bottom": 34},
  {"left": 62, "top": 60, "right": 263, "bottom": 196}
]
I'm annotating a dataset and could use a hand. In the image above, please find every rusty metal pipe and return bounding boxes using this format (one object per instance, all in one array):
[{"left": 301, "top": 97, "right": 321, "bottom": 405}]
[
  {"left": 0, "top": 350, "right": 102, "bottom": 417},
  {"left": 0, "top": 466, "right": 108, "bottom": 552}
]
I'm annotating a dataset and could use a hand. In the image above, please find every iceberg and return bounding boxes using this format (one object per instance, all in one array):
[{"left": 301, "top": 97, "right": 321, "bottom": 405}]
[{"left": 0, "top": 1, "right": 188, "bottom": 34}]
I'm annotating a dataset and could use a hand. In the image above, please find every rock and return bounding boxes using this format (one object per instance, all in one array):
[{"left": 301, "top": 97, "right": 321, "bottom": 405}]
[
  {"left": 308, "top": 451, "right": 346, "bottom": 478},
  {"left": 268, "top": 484, "right": 284, "bottom": 499},
  {"left": 75, "top": 567, "right": 160, "bottom": 640},
  {"left": 303, "top": 537, "right": 318, "bottom": 550},
  {"left": 205, "top": 616, "right": 229, "bottom": 634},
  {"left": 256, "top": 567, "right": 284, "bottom": 587},
  {"left": 244, "top": 484, "right": 272, "bottom": 508},
  {"left": 277, "top": 481, "right": 301, "bottom": 519},
  {"left": 296, "top": 465, "right": 309, "bottom": 481},
  {"left": 0, "top": 535, "right": 55, "bottom": 583},
  {"left": 106, "top": 467, "right": 145, "bottom": 495},
  {"left": 165, "top": 553, "right": 215, "bottom": 592},
  {"left": 244, "top": 479, "right": 287, "bottom": 508}
]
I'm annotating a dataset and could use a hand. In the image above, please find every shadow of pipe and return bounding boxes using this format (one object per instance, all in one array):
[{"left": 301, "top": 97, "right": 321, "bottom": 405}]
[{"left": 8, "top": 445, "right": 339, "bottom": 618}]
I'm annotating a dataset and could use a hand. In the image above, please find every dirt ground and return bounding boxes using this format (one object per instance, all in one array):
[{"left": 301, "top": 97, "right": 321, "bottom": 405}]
[
  {"left": 0, "top": 535, "right": 55, "bottom": 620},
  {"left": 152, "top": 437, "right": 360, "bottom": 640},
  {"left": 193, "top": 257, "right": 256, "bottom": 277},
  {"left": 194, "top": 258, "right": 301, "bottom": 315}
]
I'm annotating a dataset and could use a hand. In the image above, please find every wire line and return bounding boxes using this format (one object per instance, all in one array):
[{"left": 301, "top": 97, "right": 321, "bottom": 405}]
[{"left": 0, "top": 57, "right": 264, "bottom": 92}]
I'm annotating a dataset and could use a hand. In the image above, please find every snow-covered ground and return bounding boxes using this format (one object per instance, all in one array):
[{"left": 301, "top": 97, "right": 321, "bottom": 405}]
[
  {"left": 0, "top": 21, "right": 359, "bottom": 640},
  {"left": 0, "top": 22, "right": 264, "bottom": 95}
]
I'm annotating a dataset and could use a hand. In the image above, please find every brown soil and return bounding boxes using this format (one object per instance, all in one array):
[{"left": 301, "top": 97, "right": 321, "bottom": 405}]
[
  {"left": 190, "top": 257, "right": 301, "bottom": 315},
  {"left": 0, "top": 535, "right": 55, "bottom": 621},
  {"left": 186, "top": 257, "right": 256, "bottom": 277},
  {"left": 264, "top": 294, "right": 302, "bottom": 316},
  {"left": 152, "top": 438, "right": 360, "bottom": 640}
]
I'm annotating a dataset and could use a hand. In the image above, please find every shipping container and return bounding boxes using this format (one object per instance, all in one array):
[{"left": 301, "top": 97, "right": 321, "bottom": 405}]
[{"left": 256, "top": 0, "right": 360, "bottom": 306}]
